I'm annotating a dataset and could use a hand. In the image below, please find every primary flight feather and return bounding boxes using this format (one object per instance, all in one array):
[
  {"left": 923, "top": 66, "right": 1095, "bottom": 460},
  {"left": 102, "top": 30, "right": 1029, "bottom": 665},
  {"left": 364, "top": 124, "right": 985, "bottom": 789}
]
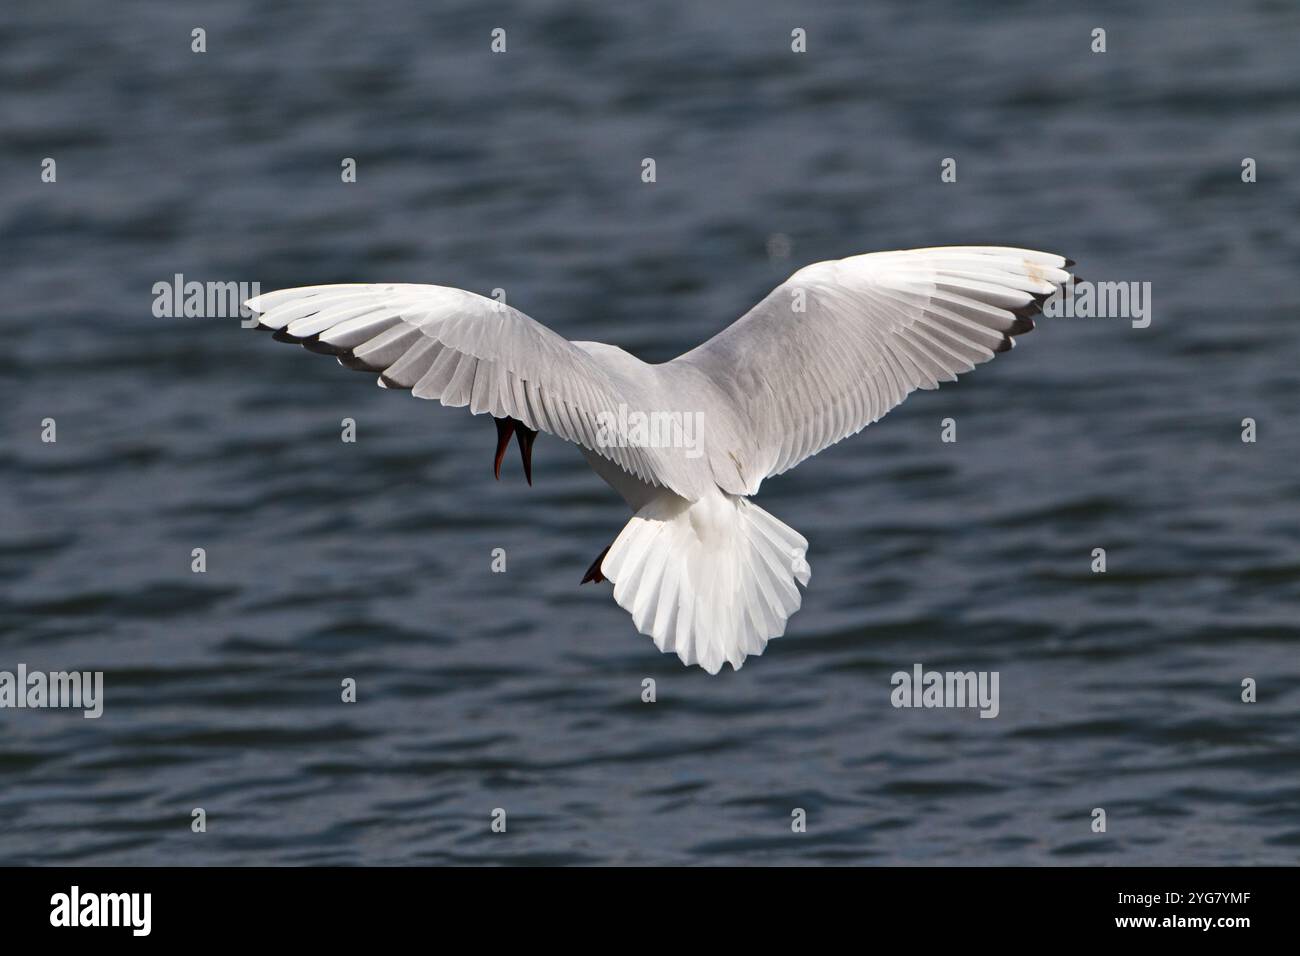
[{"left": 246, "top": 245, "right": 1074, "bottom": 674}]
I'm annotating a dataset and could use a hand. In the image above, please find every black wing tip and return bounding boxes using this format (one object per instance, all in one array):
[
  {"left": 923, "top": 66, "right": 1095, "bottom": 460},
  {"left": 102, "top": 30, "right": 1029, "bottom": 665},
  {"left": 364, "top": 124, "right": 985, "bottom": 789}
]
[
  {"left": 337, "top": 353, "right": 377, "bottom": 371},
  {"left": 301, "top": 335, "right": 348, "bottom": 356}
]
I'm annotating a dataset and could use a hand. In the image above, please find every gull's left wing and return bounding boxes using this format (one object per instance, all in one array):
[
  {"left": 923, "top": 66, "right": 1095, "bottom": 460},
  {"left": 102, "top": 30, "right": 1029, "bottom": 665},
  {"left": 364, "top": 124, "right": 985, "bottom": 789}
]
[{"left": 245, "top": 283, "right": 710, "bottom": 498}]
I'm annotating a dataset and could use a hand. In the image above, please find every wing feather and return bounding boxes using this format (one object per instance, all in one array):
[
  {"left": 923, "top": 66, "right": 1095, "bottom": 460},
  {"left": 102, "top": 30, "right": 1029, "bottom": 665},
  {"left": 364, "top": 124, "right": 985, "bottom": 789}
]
[
  {"left": 672, "top": 246, "right": 1074, "bottom": 484},
  {"left": 245, "top": 283, "right": 711, "bottom": 499}
]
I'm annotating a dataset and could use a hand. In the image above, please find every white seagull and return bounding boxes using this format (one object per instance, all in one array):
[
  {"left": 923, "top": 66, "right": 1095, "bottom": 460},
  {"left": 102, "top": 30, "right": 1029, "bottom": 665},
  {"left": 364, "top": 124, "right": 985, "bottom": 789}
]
[{"left": 246, "top": 245, "right": 1073, "bottom": 674}]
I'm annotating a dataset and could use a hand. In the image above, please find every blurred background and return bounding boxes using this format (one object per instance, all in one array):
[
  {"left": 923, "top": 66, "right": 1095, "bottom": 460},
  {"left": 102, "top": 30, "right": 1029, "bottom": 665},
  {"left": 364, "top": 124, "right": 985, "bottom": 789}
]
[{"left": 1, "top": 0, "right": 1297, "bottom": 864}]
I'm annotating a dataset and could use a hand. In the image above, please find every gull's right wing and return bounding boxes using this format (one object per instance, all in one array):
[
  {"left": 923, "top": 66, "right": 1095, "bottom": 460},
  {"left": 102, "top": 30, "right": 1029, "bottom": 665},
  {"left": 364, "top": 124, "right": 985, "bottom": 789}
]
[{"left": 671, "top": 246, "right": 1075, "bottom": 489}]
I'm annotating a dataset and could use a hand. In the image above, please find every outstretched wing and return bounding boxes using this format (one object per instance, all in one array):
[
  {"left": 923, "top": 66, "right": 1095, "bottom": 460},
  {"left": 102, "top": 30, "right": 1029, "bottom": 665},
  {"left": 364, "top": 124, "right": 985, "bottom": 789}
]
[
  {"left": 245, "top": 283, "right": 697, "bottom": 497},
  {"left": 672, "top": 246, "right": 1074, "bottom": 486}
]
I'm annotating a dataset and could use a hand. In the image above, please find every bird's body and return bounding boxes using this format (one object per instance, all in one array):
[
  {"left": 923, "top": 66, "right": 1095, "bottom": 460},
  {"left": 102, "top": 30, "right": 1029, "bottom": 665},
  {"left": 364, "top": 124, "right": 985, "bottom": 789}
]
[{"left": 247, "top": 245, "right": 1073, "bottom": 673}]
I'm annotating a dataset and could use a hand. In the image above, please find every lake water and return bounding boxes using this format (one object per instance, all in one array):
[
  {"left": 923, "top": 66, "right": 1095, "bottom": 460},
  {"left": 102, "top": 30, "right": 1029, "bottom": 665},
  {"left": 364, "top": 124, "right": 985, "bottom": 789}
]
[{"left": 2, "top": 0, "right": 1297, "bottom": 864}]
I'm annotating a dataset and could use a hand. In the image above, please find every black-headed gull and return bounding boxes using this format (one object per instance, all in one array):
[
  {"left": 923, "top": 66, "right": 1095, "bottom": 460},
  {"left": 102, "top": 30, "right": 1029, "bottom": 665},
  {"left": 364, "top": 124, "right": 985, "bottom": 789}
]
[{"left": 246, "top": 245, "right": 1074, "bottom": 674}]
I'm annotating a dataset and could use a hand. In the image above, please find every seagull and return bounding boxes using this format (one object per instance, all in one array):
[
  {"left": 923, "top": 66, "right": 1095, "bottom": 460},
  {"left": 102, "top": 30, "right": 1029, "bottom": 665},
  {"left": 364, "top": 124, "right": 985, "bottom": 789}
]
[{"left": 246, "top": 245, "right": 1073, "bottom": 674}]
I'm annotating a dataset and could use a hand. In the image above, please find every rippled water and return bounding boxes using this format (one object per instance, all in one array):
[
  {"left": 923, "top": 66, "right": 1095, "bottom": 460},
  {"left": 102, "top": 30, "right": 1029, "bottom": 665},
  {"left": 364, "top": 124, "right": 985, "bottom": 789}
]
[{"left": 2, "top": 0, "right": 1298, "bottom": 865}]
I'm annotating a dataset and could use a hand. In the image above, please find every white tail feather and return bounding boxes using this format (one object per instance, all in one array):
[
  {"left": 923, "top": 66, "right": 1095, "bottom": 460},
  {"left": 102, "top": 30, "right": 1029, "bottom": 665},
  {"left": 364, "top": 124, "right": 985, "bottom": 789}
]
[{"left": 601, "top": 490, "right": 810, "bottom": 674}]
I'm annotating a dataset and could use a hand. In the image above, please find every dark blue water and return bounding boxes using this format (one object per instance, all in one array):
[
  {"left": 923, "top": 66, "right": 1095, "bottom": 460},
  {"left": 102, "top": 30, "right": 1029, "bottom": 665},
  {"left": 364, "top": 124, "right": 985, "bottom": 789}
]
[{"left": 2, "top": 0, "right": 1298, "bottom": 865}]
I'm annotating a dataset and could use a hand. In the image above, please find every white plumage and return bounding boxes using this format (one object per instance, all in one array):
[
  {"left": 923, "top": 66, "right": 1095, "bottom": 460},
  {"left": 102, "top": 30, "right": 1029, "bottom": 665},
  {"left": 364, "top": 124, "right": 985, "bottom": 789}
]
[{"left": 246, "top": 245, "right": 1073, "bottom": 673}]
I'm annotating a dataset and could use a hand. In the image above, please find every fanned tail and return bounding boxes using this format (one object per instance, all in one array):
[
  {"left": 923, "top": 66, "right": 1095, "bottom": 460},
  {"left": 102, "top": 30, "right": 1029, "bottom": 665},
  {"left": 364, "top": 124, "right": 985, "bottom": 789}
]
[{"left": 600, "top": 489, "right": 811, "bottom": 674}]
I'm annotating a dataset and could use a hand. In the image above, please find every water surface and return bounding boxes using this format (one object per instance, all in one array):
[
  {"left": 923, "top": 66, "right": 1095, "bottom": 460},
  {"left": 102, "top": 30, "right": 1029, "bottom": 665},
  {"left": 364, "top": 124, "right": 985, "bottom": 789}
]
[{"left": 2, "top": 0, "right": 1298, "bottom": 864}]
